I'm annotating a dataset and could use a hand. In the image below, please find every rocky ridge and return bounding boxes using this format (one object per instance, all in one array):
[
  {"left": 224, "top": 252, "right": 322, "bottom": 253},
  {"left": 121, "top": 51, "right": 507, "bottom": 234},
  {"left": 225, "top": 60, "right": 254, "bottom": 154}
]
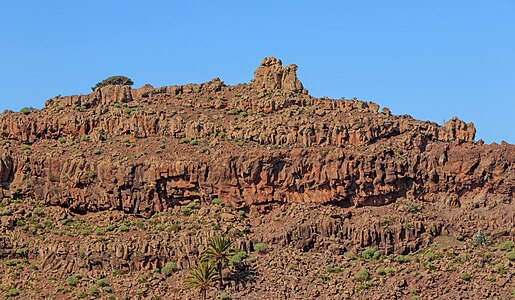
[
  {"left": 0, "top": 57, "right": 510, "bottom": 217},
  {"left": 0, "top": 57, "right": 513, "bottom": 299}
]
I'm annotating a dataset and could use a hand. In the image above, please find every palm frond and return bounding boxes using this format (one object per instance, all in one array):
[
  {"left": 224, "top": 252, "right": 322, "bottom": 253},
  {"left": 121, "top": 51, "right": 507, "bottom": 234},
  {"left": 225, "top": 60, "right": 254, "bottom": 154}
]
[
  {"left": 200, "top": 235, "right": 235, "bottom": 264},
  {"left": 184, "top": 261, "right": 219, "bottom": 289}
]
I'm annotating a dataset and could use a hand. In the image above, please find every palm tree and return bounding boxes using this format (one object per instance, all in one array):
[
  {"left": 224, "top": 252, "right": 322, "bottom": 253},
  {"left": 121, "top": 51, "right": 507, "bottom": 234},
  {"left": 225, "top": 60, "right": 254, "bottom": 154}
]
[
  {"left": 200, "top": 235, "right": 235, "bottom": 289},
  {"left": 184, "top": 261, "right": 219, "bottom": 300}
]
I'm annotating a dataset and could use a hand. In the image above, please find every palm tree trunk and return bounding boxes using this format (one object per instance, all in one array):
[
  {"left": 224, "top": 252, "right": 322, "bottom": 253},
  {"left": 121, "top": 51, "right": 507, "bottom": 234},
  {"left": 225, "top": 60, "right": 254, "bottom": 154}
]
[
  {"left": 202, "top": 288, "right": 206, "bottom": 300},
  {"left": 218, "top": 262, "right": 223, "bottom": 290}
]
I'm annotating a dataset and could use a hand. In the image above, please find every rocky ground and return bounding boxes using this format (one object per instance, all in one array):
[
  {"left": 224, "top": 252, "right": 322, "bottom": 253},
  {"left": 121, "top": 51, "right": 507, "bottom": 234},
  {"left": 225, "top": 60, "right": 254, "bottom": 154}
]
[
  {"left": 0, "top": 57, "right": 514, "bottom": 299},
  {"left": 1, "top": 196, "right": 514, "bottom": 299}
]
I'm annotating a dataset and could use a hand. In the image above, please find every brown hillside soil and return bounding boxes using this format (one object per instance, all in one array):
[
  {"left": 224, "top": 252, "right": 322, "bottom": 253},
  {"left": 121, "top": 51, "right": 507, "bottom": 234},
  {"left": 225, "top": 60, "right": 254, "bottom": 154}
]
[{"left": 0, "top": 57, "right": 513, "bottom": 299}]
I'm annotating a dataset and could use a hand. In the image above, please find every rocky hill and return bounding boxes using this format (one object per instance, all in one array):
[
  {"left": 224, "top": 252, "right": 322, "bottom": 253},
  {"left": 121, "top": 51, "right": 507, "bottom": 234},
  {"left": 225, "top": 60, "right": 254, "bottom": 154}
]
[{"left": 0, "top": 57, "right": 513, "bottom": 299}]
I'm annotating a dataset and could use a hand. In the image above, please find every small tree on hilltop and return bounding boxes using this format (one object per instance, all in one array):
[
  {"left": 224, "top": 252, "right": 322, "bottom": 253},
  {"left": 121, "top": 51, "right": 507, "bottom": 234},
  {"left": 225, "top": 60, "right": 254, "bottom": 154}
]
[
  {"left": 184, "top": 262, "right": 219, "bottom": 300},
  {"left": 92, "top": 75, "right": 134, "bottom": 91},
  {"left": 200, "top": 235, "right": 235, "bottom": 290}
]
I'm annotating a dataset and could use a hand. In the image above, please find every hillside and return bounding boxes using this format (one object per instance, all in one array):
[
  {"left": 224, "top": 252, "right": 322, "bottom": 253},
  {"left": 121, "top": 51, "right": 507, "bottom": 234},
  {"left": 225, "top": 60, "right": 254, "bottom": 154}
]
[{"left": 0, "top": 57, "right": 513, "bottom": 299}]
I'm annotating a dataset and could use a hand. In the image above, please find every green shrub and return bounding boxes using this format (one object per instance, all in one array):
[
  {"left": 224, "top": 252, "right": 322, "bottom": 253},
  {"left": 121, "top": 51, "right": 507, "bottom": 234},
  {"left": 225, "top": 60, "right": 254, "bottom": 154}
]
[
  {"left": 180, "top": 202, "right": 199, "bottom": 216},
  {"left": 93, "top": 149, "right": 103, "bottom": 155},
  {"left": 96, "top": 278, "right": 107, "bottom": 287},
  {"left": 345, "top": 252, "right": 358, "bottom": 260},
  {"left": 211, "top": 198, "right": 221, "bottom": 205},
  {"left": 161, "top": 262, "right": 176, "bottom": 276},
  {"left": 92, "top": 76, "right": 134, "bottom": 91},
  {"left": 506, "top": 250, "right": 515, "bottom": 261},
  {"left": 472, "top": 231, "right": 488, "bottom": 246},
  {"left": 0, "top": 208, "right": 12, "bottom": 216},
  {"left": 459, "top": 273, "right": 471, "bottom": 281},
  {"left": 15, "top": 248, "right": 26, "bottom": 256},
  {"left": 87, "top": 284, "right": 99, "bottom": 296},
  {"left": 355, "top": 268, "right": 370, "bottom": 282},
  {"left": 4, "top": 259, "right": 17, "bottom": 266},
  {"left": 189, "top": 139, "right": 199, "bottom": 145},
  {"left": 405, "top": 201, "right": 422, "bottom": 213},
  {"left": 325, "top": 265, "right": 343, "bottom": 273},
  {"left": 227, "top": 108, "right": 239, "bottom": 115},
  {"left": 20, "top": 107, "right": 36, "bottom": 114},
  {"left": 6, "top": 289, "right": 19, "bottom": 297},
  {"left": 179, "top": 137, "right": 190, "bottom": 144},
  {"left": 22, "top": 144, "right": 30, "bottom": 150},
  {"left": 361, "top": 248, "right": 380, "bottom": 260},
  {"left": 394, "top": 255, "right": 409, "bottom": 263},
  {"left": 229, "top": 251, "right": 247, "bottom": 265},
  {"left": 499, "top": 240, "right": 514, "bottom": 251},
  {"left": 66, "top": 275, "right": 79, "bottom": 286},
  {"left": 80, "top": 135, "right": 91, "bottom": 142},
  {"left": 423, "top": 250, "right": 441, "bottom": 261},
  {"left": 118, "top": 225, "right": 129, "bottom": 232},
  {"left": 219, "top": 292, "right": 231, "bottom": 300},
  {"left": 254, "top": 242, "right": 267, "bottom": 253}
]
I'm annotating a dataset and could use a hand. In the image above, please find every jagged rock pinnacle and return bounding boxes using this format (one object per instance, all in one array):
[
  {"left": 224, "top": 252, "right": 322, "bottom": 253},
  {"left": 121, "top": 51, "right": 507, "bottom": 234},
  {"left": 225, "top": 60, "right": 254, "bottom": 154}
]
[{"left": 251, "top": 57, "right": 306, "bottom": 94}]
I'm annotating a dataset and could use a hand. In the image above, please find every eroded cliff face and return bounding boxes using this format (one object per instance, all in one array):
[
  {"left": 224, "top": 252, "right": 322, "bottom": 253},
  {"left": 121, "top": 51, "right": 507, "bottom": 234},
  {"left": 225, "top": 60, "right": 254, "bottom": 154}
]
[
  {"left": 0, "top": 57, "right": 512, "bottom": 217},
  {"left": 0, "top": 57, "right": 514, "bottom": 300}
]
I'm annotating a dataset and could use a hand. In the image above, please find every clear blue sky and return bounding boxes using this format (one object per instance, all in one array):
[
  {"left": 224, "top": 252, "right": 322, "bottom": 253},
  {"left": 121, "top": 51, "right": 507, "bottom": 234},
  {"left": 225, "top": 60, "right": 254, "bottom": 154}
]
[{"left": 1, "top": 1, "right": 514, "bottom": 143}]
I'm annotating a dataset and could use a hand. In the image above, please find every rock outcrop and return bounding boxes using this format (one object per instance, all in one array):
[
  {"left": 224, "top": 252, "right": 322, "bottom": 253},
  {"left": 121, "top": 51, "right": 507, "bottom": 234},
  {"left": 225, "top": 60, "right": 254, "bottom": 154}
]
[
  {"left": 0, "top": 57, "right": 512, "bottom": 216},
  {"left": 251, "top": 57, "right": 305, "bottom": 94}
]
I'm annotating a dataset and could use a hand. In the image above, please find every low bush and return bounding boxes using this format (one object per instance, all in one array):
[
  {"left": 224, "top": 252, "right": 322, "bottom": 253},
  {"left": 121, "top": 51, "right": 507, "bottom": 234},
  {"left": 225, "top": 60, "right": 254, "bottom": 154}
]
[
  {"left": 507, "top": 250, "right": 515, "bottom": 261},
  {"left": 66, "top": 275, "right": 80, "bottom": 286},
  {"left": 253, "top": 242, "right": 267, "bottom": 253},
  {"left": 92, "top": 76, "right": 133, "bottom": 91},
  {"left": 229, "top": 251, "right": 247, "bottom": 265},
  {"left": 361, "top": 248, "right": 380, "bottom": 260},
  {"left": 459, "top": 273, "right": 471, "bottom": 281},
  {"left": 394, "top": 255, "right": 409, "bottom": 263},
  {"left": 499, "top": 240, "right": 514, "bottom": 251},
  {"left": 161, "top": 262, "right": 176, "bottom": 276},
  {"left": 472, "top": 231, "right": 488, "bottom": 246},
  {"left": 355, "top": 268, "right": 370, "bottom": 282},
  {"left": 325, "top": 265, "right": 343, "bottom": 273}
]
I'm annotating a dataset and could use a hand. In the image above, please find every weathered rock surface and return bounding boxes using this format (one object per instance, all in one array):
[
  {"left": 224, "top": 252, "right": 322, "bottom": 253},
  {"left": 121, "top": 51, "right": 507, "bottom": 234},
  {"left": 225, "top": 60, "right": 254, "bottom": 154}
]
[
  {"left": 0, "top": 57, "right": 512, "bottom": 217},
  {"left": 0, "top": 57, "right": 514, "bottom": 299}
]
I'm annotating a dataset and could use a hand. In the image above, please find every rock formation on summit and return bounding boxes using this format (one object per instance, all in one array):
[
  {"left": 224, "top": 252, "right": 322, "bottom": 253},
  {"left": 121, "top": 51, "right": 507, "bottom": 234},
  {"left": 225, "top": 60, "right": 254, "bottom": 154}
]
[{"left": 251, "top": 57, "right": 306, "bottom": 94}]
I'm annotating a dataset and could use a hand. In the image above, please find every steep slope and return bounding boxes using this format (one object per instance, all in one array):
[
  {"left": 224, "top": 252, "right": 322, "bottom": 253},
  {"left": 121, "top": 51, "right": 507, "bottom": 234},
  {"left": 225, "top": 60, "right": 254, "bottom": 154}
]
[
  {"left": 0, "top": 57, "right": 513, "bottom": 299},
  {"left": 0, "top": 57, "right": 512, "bottom": 216}
]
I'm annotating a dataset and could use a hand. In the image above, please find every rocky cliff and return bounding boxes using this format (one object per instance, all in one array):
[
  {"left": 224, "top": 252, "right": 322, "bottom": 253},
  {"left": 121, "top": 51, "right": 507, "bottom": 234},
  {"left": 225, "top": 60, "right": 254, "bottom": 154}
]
[
  {"left": 0, "top": 57, "right": 512, "bottom": 216},
  {"left": 1, "top": 57, "right": 514, "bottom": 299}
]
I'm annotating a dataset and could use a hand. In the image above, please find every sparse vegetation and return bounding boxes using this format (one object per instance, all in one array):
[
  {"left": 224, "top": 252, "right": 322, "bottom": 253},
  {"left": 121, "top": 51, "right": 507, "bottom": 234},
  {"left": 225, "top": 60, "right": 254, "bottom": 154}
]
[
  {"left": 253, "top": 243, "right": 267, "bottom": 253},
  {"left": 356, "top": 268, "right": 370, "bottom": 282},
  {"left": 394, "top": 255, "right": 409, "bottom": 263},
  {"left": 472, "top": 231, "right": 488, "bottom": 246},
  {"left": 184, "top": 262, "right": 219, "bottom": 300},
  {"left": 161, "top": 262, "right": 176, "bottom": 276},
  {"left": 200, "top": 235, "right": 235, "bottom": 289},
  {"left": 361, "top": 248, "right": 380, "bottom": 261},
  {"left": 20, "top": 107, "right": 37, "bottom": 114},
  {"left": 459, "top": 273, "right": 471, "bottom": 281},
  {"left": 92, "top": 76, "right": 134, "bottom": 91}
]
